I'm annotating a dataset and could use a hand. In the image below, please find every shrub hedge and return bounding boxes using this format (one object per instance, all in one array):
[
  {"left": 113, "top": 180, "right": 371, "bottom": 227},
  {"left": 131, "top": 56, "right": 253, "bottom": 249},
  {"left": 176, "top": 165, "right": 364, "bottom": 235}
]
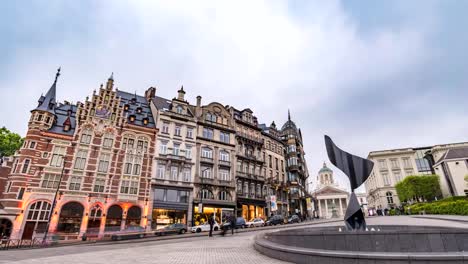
[
  {"left": 395, "top": 175, "right": 442, "bottom": 202},
  {"left": 408, "top": 196, "right": 468, "bottom": 215}
]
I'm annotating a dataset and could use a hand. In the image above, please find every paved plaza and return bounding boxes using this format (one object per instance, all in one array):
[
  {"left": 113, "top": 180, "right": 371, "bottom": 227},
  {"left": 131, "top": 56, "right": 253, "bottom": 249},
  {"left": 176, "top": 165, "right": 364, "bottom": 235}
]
[{"left": 1, "top": 216, "right": 467, "bottom": 264}]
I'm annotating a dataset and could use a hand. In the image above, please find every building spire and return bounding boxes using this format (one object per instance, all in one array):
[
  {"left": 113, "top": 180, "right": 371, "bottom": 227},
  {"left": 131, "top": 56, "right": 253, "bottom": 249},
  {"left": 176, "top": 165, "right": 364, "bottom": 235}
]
[
  {"left": 106, "top": 72, "right": 114, "bottom": 90},
  {"left": 288, "top": 109, "right": 291, "bottom": 121},
  {"left": 34, "top": 68, "right": 59, "bottom": 113},
  {"left": 109, "top": 72, "right": 114, "bottom": 80}
]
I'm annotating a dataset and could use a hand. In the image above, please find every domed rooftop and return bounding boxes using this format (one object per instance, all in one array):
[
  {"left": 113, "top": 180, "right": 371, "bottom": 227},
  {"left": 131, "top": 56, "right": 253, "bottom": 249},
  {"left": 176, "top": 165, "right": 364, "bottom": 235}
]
[
  {"left": 281, "top": 110, "right": 297, "bottom": 131},
  {"left": 318, "top": 162, "right": 332, "bottom": 174}
]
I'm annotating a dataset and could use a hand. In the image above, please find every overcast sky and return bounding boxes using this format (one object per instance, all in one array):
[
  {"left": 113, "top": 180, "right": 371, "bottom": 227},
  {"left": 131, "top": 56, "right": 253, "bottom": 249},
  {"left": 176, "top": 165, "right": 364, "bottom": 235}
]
[{"left": 1, "top": 0, "right": 467, "bottom": 192}]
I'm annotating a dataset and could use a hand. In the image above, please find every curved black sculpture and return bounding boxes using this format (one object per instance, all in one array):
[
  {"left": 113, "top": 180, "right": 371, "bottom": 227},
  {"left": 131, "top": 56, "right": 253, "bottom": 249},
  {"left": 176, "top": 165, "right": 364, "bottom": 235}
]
[{"left": 324, "top": 135, "right": 374, "bottom": 231}]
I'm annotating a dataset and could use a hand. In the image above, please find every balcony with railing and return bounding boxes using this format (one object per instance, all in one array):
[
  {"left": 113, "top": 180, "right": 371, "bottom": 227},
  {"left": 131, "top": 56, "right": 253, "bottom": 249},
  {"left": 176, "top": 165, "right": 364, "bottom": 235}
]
[
  {"left": 218, "top": 160, "right": 231, "bottom": 167},
  {"left": 200, "top": 156, "right": 214, "bottom": 164},
  {"left": 236, "top": 131, "right": 264, "bottom": 145},
  {"left": 236, "top": 171, "right": 265, "bottom": 181}
]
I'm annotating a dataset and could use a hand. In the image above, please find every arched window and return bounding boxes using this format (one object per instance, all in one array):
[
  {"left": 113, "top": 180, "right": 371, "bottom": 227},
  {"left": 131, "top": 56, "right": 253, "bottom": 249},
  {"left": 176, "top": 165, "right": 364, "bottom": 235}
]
[
  {"left": 22, "top": 201, "right": 52, "bottom": 239},
  {"left": 219, "top": 191, "right": 230, "bottom": 201},
  {"left": 90, "top": 205, "right": 103, "bottom": 219},
  {"left": 386, "top": 192, "right": 394, "bottom": 204},
  {"left": 0, "top": 219, "right": 13, "bottom": 238},
  {"left": 105, "top": 205, "right": 123, "bottom": 232},
  {"left": 102, "top": 133, "right": 114, "bottom": 148},
  {"left": 57, "top": 202, "right": 84, "bottom": 233},
  {"left": 126, "top": 206, "right": 142, "bottom": 227},
  {"left": 200, "top": 189, "right": 213, "bottom": 199},
  {"left": 201, "top": 147, "right": 213, "bottom": 159}
]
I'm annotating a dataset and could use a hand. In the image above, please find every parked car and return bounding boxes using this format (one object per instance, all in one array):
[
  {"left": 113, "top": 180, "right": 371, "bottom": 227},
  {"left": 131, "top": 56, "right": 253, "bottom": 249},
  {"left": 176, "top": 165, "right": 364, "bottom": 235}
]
[
  {"left": 266, "top": 215, "right": 285, "bottom": 226},
  {"left": 246, "top": 218, "right": 265, "bottom": 228},
  {"left": 235, "top": 217, "right": 247, "bottom": 228},
  {"left": 111, "top": 226, "right": 147, "bottom": 241},
  {"left": 155, "top": 223, "right": 188, "bottom": 236},
  {"left": 191, "top": 221, "right": 220, "bottom": 233},
  {"left": 288, "top": 214, "right": 301, "bottom": 224}
]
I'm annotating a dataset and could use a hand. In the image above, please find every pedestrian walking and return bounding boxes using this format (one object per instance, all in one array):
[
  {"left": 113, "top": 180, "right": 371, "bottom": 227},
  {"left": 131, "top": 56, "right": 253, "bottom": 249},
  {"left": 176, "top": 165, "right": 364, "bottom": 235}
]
[
  {"left": 208, "top": 214, "right": 215, "bottom": 237},
  {"left": 230, "top": 215, "right": 236, "bottom": 235}
]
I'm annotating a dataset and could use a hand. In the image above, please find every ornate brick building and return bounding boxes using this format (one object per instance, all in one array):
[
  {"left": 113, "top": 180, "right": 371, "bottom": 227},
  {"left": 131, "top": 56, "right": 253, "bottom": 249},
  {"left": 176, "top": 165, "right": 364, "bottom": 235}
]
[{"left": 0, "top": 71, "right": 156, "bottom": 239}]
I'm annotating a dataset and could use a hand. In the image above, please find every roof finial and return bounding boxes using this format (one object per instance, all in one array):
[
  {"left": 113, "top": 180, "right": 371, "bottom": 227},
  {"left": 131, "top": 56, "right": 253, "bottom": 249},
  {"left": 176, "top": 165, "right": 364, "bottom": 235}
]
[
  {"left": 54, "top": 67, "right": 61, "bottom": 83},
  {"left": 288, "top": 109, "right": 291, "bottom": 121},
  {"left": 109, "top": 72, "right": 114, "bottom": 80}
]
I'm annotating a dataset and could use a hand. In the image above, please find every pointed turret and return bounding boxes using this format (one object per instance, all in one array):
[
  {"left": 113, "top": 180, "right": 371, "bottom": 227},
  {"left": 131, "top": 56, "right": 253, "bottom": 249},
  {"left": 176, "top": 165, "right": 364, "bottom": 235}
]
[
  {"left": 106, "top": 72, "right": 114, "bottom": 90},
  {"left": 35, "top": 68, "right": 60, "bottom": 114}
]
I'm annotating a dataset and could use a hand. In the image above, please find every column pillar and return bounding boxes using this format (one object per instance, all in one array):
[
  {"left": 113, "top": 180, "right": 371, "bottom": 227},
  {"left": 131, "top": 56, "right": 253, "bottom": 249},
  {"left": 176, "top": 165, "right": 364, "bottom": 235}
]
[
  {"left": 98, "top": 216, "right": 106, "bottom": 238},
  {"left": 324, "top": 199, "right": 328, "bottom": 219},
  {"left": 318, "top": 199, "right": 322, "bottom": 218},
  {"left": 339, "top": 198, "right": 343, "bottom": 217}
]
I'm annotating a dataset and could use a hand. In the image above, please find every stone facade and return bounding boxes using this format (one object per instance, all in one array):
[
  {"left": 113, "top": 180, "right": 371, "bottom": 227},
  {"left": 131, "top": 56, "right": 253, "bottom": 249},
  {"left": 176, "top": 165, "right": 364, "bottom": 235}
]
[
  {"left": 365, "top": 142, "right": 468, "bottom": 210},
  {"left": 0, "top": 71, "right": 312, "bottom": 239}
]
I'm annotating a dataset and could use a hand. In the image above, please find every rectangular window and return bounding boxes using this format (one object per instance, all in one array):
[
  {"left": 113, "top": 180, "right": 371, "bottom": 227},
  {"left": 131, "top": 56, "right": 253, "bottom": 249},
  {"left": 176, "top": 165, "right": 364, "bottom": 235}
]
[
  {"left": 157, "top": 165, "right": 165, "bottom": 179},
  {"left": 29, "top": 141, "right": 36, "bottom": 149},
  {"left": 154, "top": 188, "right": 165, "bottom": 201},
  {"left": 275, "top": 158, "right": 278, "bottom": 170},
  {"left": 390, "top": 159, "right": 399, "bottom": 169},
  {"left": 174, "top": 126, "right": 181, "bottom": 136},
  {"left": 382, "top": 173, "right": 391, "bottom": 186},
  {"left": 17, "top": 187, "right": 25, "bottom": 200},
  {"left": 202, "top": 128, "right": 213, "bottom": 139},
  {"left": 6, "top": 181, "right": 12, "bottom": 193},
  {"left": 402, "top": 158, "right": 412, "bottom": 168},
  {"left": 162, "top": 123, "right": 169, "bottom": 134},
  {"left": 185, "top": 146, "right": 192, "bottom": 159},
  {"left": 281, "top": 160, "right": 284, "bottom": 172},
  {"left": 137, "top": 140, "right": 144, "bottom": 150},
  {"left": 103, "top": 137, "right": 114, "bottom": 148},
  {"left": 50, "top": 146, "right": 66, "bottom": 167},
  {"left": 183, "top": 169, "right": 191, "bottom": 182},
  {"left": 378, "top": 160, "right": 387, "bottom": 169},
  {"left": 173, "top": 144, "right": 180, "bottom": 156},
  {"left": 220, "top": 132, "right": 230, "bottom": 143},
  {"left": 170, "top": 167, "right": 178, "bottom": 181},
  {"left": 201, "top": 167, "right": 212, "bottom": 179},
  {"left": 41, "top": 174, "right": 61, "bottom": 189},
  {"left": 187, "top": 128, "right": 193, "bottom": 138},
  {"left": 219, "top": 170, "right": 229, "bottom": 181},
  {"left": 127, "top": 139, "right": 135, "bottom": 149},
  {"left": 220, "top": 151, "right": 229, "bottom": 161},
  {"left": 12, "top": 159, "right": 19, "bottom": 173},
  {"left": 166, "top": 190, "right": 178, "bottom": 202},
  {"left": 69, "top": 176, "right": 82, "bottom": 191},
  {"left": 394, "top": 171, "right": 402, "bottom": 183},
  {"left": 124, "top": 163, "right": 133, "bottom": 174},
  {"left": 120, "top": 180, "right": 129, "bottom": 194},
  {"left": 133, "top": 163, "right": 141, "bottom": 176},
  {"left": 159, "top": 142, "right": 167, "bottom": 155},
  {"left": 130, "top": 181, "right": 138, "bottom": 194},
  {"left": 93, "top": 177, "right": 106, "bottom": 193},
  {"left": 80, "top": 130, "right": 92, "bottom": 144},
  {"left": 98, "top": 153, "right": 110, "bottom": 172},
  {"left": 74, "top": 150, "right": 88, "bottom": 170},
  {"left": 22, "top": 159, "right": 30, "bottom": 174}
]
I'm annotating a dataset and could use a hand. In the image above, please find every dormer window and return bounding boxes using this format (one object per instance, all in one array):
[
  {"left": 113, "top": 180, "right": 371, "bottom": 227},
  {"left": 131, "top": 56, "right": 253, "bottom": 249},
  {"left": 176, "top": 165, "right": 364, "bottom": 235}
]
[
  {"left": 124, "top": 104, "right": 130, "bottom": 111},
  {"left": 129, "top": 114, "right": 136, "bottom": 123},
  {"left": 176, "top": 106, "right": 183, "bottom": 114},
  {"left": 143, "top": 117, "right": 149, "bottom": 125},
  {"left": 131, "top": 98, "right": 137, "bottom": 104},
  {"left": 63, "top": 124, "right": 70, "bottom": 132},
  {"left": 136, "top": 107, "right": 142, "bottom": 114}
]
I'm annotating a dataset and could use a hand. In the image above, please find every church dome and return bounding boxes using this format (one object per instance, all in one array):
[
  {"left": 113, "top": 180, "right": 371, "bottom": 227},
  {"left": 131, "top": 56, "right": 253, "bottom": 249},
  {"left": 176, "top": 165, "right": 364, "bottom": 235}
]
[
  {"left": 281, "top": 110, "right": 297, "bottom": 131},
  {"left": 319, "top": 162, "right": 332, "bottom": 174}
]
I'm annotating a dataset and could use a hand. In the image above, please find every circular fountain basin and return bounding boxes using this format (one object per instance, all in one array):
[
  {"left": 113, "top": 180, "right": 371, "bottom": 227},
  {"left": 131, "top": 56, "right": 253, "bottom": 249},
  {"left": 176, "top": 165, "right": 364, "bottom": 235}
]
[{"left": 254, "top": 225, "right": 467, "bottom": 263}]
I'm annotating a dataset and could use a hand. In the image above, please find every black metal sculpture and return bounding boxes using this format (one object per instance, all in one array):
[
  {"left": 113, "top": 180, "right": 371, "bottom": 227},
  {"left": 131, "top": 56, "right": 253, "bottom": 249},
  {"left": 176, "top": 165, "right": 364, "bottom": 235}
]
[{"left": 324, "top": 135, "right": 374, "bottom": 231}]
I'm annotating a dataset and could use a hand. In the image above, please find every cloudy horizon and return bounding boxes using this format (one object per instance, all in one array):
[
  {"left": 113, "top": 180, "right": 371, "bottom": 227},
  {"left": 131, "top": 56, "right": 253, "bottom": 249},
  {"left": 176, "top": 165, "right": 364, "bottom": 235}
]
[{"left": 1, "top": 0, "right": 467, "bottom": 191}]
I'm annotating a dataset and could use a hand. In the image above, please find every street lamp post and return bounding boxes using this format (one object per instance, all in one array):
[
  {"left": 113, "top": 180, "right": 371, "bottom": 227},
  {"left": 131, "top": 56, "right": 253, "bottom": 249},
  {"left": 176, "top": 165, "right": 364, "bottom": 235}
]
[{"left": 43, "top": 157, "right": 67, "bottom": 243}]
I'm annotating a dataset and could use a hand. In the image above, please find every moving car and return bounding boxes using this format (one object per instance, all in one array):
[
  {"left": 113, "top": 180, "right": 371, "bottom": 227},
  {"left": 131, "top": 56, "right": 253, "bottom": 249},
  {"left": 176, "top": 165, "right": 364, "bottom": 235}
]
[
  {"left": 155, "top": 223, "right": 188, "bottom": 236},
  {"left": 288, "top": 214, "right": 301, "bottom": 224},
  {"left": 111, "top": 226, "right": 147, "bottom": 241},
  {"left": 266, "top": 215, "right": 285, "bottom": 226},
  {"left": 191, "top": 221, "right": 220, "bottom": 233},
  {"left": 246, "top": 218, "right": 265, "bottom": 228}
]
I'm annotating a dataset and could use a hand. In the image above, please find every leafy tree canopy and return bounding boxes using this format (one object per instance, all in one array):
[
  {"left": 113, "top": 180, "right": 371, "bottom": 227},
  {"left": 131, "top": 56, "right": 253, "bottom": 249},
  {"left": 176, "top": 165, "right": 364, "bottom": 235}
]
[
  {"left": 395, "top": 175, "right": 442, "bottom": 203},
  {"left": 0, "top": 127, "right": 24, "bottom": 157}
]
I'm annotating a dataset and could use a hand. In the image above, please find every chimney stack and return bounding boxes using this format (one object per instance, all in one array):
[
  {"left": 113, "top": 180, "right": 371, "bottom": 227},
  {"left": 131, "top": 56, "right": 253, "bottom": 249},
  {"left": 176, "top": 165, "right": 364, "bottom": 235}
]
[
  {"left": 177, "top": 86, "right": 186, "bottom": 101},
  {"left": 196, "top": 95, "right": 202, "bottom": 107},
  {"left": 145, "top": 87, "right": 156, "bottom": 101}
]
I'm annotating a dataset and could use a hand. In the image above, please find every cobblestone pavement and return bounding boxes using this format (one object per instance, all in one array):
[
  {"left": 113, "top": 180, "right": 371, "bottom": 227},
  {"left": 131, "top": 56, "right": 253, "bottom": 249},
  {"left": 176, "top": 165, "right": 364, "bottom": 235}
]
[{"left": 2, "top": 216, "right": 467, "bottom": 264}]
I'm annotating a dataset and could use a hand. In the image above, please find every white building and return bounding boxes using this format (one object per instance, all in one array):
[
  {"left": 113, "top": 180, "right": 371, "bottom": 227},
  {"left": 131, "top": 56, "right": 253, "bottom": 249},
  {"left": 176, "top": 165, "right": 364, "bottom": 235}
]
[
  {"left": 313, "top": 163, "right": 349, "bottom": 219},
  {"left": 365, "top": 142, "right": 468, "bottom": 210}
]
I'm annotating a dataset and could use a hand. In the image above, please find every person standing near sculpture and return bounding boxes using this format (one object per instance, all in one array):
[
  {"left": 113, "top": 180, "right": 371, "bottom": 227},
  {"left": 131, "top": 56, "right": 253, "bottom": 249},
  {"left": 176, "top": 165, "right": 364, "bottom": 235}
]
[{"left": 208, "top": 214, "right": 215, "bottom": 237}]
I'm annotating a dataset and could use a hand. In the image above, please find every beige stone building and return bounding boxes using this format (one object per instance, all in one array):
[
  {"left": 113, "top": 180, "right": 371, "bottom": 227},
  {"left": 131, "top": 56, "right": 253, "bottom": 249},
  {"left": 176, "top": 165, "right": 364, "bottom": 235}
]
[
  {"left": 260, "top": 122, "right": 288, "bottom": 217},
  {"left": 365, "top": 142, "right": 468, "bottom": 210},
  {"left": 149, "top": 87, "right": 197, "bottom": 228},
  {"left": 312, "top": 163, "right": 348, "bottom": 219}
]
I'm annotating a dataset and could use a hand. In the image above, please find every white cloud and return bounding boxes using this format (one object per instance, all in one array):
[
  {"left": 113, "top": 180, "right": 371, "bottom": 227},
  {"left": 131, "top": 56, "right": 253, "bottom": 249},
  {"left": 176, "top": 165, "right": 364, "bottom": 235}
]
[{"left": 1, "top": 0, "right": 465, "bottom": 192}]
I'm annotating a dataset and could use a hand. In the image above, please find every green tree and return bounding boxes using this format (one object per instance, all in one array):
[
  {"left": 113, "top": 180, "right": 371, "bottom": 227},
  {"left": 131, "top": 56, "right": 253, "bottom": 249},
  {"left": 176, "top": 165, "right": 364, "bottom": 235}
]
[
  {"left": 0, "top": 127, "right": 24, "bottom": 157},
  {"left": 395, "top": 175, "right": 442, "bottom": 203}
]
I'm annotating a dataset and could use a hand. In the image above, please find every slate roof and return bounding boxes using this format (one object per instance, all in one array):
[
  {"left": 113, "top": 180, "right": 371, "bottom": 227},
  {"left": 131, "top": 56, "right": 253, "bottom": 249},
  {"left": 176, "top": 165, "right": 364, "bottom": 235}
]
[
  {"left": 117, "top": 90, "right": 156, "bottom": 128},
  {"left": 35, "top": 78, "right": 57, "bottom": 114},
  {"left": 435, "top": 147, "right": 468, "bottom": 164},
  {"left": 48, "top": 103, "right": 77, "bottom": 136},
  {"left": 151, "top": 95, "right": 172, "bottom": 110}
]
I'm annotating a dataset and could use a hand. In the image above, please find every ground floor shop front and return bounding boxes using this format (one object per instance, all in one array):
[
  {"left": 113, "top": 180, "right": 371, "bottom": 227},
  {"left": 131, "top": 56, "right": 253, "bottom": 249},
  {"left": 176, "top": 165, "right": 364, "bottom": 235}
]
[
  {"left": 8, "top": 194, "right": 149, "bottom": 240},
  {"left": 192, "top": 201, "right": 236, "bottom": 226},
  {"left": 237, "top": 198, "right": 266, "bottom": 221}
]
